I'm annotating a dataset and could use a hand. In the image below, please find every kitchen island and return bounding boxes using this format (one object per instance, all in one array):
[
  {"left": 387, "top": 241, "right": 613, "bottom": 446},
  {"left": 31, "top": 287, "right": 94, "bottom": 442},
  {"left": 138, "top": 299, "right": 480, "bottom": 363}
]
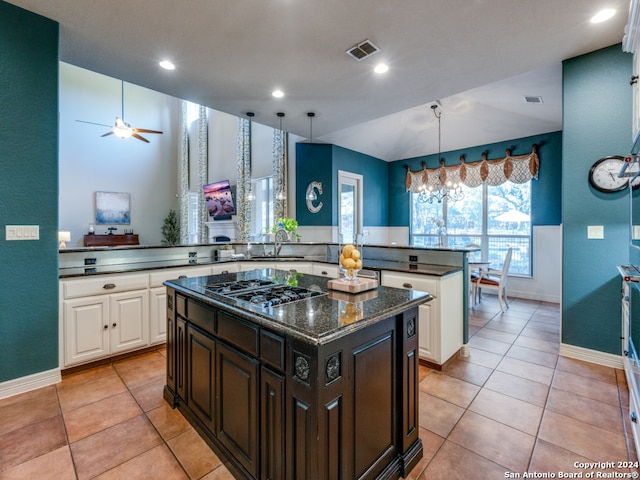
[{"left": 163, "top": 268, "right": 432, "bottom": 480}]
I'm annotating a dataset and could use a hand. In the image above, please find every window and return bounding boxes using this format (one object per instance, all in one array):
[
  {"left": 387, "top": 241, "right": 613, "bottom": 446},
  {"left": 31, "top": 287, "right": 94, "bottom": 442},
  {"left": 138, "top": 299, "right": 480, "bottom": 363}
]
[
  {"left": 410, "top": 181, "right": 532, "bottom": 275},
  {"left": 338, "top": 170, "right": 363, "bottom": 236},
  {"left": 186, "top": 192, "right": 200, "bottom": 244},
  {"left": 250, "top": 176, "right": 274, "bottom": 239}
]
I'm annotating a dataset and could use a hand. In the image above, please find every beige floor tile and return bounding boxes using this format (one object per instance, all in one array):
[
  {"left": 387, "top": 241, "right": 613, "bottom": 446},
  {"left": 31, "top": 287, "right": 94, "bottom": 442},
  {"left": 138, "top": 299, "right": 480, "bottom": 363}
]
[
  {"left": 418, "top": 392, "right": 465, "bottom": 438},
  {"left": 459, "top": 347, "right": 504, "bottom": 369},
  {"left": 468, "top": 388, "right": 543, "bottom": 435},
  {"left": 404, "top": 428, "right": 445, "bottom": 480},
  {"left": 0, "top": 415, "right": 67, "bottom": 472},
  {"left": 496, "top": 356, "right": 555, "bottom": 385},
  {"left": 556, "top": 356, "right": 617, "bottom": 385},
  {"left": 529, "top": 312, "right": 560, "bottom": 324},
  {"left": 200, "top": 465, "right": 237, "bottom": 480},
  {"left": 506, "top": 344, "right": 559, "bottom": 369},
  {"left": 538, "top": 410, "right": 628, "bottom": 462},
  {"left": 93, "top": 444, "right": 188, "bottom": 480},
  {"left": 468, "top": 335, "right": 512, "bottom": 355},
  {"left": 473, "top": 327, "right": 519, "bottom": 344},
  {"left": 0, "top": 386, "right": 60, "bottom": 436},
  {"left": 526, "top": 321, "right": 560, "bottom": 334},
  {"left": 63, "top": 391, "right": 142, "bottom": 442},
  {"left": 529, "top": 438, "right": 623, "bottom": 477},
  {"left": 484, "top": 319, "right": 527, "bottom": 334},
  {"left": 59, "top": 364, "right": 116, "bottom": 388},
  {"left": 0, "top": 446, "right": 75, "bottom": 480},
  {"left": 441, "top": 357, "right": 494, "bottom": 386},
  {"left": 129, "top": 375, "right": 167, "bottom": 412},
  {"left": 545, "top": 387, "right": 624, "bottom": 435},
  {"left": 513, "top": 335, "right": 559, "bottom": 354},
  {"left": 418, "top": 371, "right": 480, "bottom": 408},
  {"left": 167, "top": 428, "right": 223, "bottom": 479},
  {"left": 146, "top": 402, "right": 192, "bottom": 441},
  {"left": 552, "top": 369, "right": 620, "bottom": 406},
  {"left": 113, "top": 351, "right": 167, "bottom": 389},
  {"left": 56, "top": 371, "right": 127, "bottom": 413},
  {"left": 448, "top": 411, "right": 535, "bottom": 472},
  {"left": 519, "top": 326, "right": 559, "bottom": 343},
  {"left": 419, "top": 440, "right": 506, "bottom": 479},
  {"left": 70, "top": 414, "right": 162, "bottom": 480},
  {"left": 484, "top": 370, "right": 550, "bottom": 407}
]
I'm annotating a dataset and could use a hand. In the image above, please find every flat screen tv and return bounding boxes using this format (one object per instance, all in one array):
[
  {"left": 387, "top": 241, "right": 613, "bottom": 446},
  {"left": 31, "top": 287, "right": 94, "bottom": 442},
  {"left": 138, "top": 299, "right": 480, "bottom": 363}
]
[{"left": 203, "top": 180, "right": 236, "bottom": 219}]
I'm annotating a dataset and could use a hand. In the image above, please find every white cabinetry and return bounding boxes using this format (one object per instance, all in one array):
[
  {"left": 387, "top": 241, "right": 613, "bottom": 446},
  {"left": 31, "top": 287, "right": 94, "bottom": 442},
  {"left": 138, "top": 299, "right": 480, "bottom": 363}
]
[
  {"left": 312, "top": 263, "right": 339, "bottom": 278},
  {"left": 625, "top": 0, "right": 640, "bottom": 140},
  {"left": 149, "top": 266, "right": 213, "bottom": 345},
  {"left": 211, "top": 263, "right": 240, "bottom": 275},
  {"left": 381, "top": 270, "right": 463, "bottom": 365},
  {"left": 60, "top": 273, "right": 149, "bottom": 367}
]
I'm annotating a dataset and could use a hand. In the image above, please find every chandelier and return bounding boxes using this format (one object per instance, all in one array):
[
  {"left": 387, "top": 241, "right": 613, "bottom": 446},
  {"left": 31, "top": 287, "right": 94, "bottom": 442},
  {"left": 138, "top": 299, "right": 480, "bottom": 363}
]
[{"left": 416, "top": 104, "right": 464, "bottom": 204}]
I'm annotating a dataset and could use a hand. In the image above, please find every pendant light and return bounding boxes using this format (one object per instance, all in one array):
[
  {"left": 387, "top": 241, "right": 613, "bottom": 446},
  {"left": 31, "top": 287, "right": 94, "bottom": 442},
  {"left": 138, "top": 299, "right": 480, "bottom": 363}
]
[
  {"left": 276, "top": 112, "right": 287, "bottom": 201},
  {"left": 306, "top": 112, "right": 317, "bottom": 200},
  {"left": 246, "top": 112, "right": 256, "bottom": 201}
]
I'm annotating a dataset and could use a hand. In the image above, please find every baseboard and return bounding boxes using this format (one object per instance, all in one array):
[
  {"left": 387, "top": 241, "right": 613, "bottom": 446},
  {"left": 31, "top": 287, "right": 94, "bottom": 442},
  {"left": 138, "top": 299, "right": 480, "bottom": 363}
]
[
  {"left": 560, "top": 343, "right": 623, "bottom": 369},
  {"left": 0, "top": 368, "right": 61, "bottom": 400}
]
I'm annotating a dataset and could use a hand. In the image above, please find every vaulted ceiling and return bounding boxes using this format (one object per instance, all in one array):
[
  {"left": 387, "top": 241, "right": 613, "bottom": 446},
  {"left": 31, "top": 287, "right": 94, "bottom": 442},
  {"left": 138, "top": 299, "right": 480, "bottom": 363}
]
[{"left": 6, "top": 0, "right": 630, "bottom": 160}]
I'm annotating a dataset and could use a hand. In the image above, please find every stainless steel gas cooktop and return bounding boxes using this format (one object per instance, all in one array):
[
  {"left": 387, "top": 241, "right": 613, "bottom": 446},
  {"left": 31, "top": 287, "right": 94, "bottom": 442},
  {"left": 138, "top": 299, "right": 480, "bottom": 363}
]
[{"left": 204, "top": 279, "right": 326, "bottom": 308}]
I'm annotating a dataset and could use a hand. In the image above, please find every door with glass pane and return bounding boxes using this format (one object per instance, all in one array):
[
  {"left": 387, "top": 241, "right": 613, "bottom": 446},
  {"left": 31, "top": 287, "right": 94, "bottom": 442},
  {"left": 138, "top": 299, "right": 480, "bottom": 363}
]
[{"left": 338, "top": 170, "right": 363, "bottom": 237}]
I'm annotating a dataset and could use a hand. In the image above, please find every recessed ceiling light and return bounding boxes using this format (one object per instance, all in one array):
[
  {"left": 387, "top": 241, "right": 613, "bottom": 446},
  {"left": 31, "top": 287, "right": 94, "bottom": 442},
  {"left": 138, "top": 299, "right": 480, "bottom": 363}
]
[
  {"left": 272, "top": 89, "right": 285, "bottom": 98},
  {"left": 591, "top": 9, "right": 615, "bottom": 23},
  {"left": 159, "top": 60, "right": 175, "bottom": 70},
  {"left": 374, "top": 63, "right": 389, "bottom": 74}
]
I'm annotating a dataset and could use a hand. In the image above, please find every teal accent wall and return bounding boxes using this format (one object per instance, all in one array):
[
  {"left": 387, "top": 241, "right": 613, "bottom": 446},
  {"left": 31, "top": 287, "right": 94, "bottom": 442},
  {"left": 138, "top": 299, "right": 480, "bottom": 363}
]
[
  {"left": 296, "top": 143, "right": 390, "bottom": 227},
  {"left": 562, "top": 44, "right": 632, "bottom": 355},
  {"left": 0, "top": 2, "right": 59, "bottom": 382},
  {"left": 388, "top": 131, "right": 563, "bottom": 227}
]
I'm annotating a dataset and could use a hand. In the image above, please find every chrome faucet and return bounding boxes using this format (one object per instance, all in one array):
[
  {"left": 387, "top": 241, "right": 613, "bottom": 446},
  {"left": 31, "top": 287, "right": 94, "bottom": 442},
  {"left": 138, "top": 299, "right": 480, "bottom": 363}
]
[{"left": 274, "top": 228, "right": 287, "bottom": 257}]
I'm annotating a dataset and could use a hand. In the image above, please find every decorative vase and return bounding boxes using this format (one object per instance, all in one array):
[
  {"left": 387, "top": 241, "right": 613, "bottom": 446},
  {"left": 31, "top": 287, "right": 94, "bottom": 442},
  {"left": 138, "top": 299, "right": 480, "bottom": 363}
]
[{"left": 338, "top": 233, "right": 364, "bottom": 281}]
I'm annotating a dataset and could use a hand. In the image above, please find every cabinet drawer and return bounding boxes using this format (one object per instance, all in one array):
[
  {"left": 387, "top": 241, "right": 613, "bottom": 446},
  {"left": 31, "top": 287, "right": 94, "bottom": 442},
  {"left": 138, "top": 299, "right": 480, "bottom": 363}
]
[
  {"left": 218, "top": 311, "right": 259, "bottom": 357},
  {"left": 260, "top": 330, "right": 285, "bottom": 372},
  {"left": 312, "top": 263, "right": 339, "bottom": 278},
  {"left": 381, "top": 271, "right": 438, "bottom": 297},
  {"left": 187, "top": 299, "right": 215, "bottom": 335},
  {"left": 63, "top": 273, "right": 149, "bottom": 299},
  {"left": 149, "top": 266, "right": 212, "bottom": 287}
]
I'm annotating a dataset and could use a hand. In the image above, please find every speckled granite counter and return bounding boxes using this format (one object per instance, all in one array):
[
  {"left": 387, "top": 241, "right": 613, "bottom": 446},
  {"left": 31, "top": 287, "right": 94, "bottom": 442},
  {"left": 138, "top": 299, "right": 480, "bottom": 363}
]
[{"left": 164, "top": 267, "right": 432, "bottom": 345}]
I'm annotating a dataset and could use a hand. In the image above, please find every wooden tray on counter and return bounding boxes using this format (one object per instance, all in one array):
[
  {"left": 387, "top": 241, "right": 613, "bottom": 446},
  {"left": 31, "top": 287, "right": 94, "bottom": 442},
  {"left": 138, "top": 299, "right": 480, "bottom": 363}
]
[{"left": 327, "top": 276, "right": 378, "bottom": 293}]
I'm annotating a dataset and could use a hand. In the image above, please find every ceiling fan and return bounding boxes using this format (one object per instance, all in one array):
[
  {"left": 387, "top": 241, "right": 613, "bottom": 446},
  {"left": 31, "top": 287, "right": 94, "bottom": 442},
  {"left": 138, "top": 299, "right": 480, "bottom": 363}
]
[{"left": 76, "top": 80, "right": 163, "bottom": 143}]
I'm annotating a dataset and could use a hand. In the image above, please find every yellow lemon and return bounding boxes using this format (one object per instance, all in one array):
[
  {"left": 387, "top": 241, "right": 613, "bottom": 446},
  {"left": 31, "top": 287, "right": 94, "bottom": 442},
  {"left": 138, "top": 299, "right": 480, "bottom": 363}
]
[
  {"left": 342, "top": 257, "right": 356, "bottom": 269},
  {"left": 351, "top": 249, "right": 361, "bottom": 260},
  {"left": 355, "top": 259, "right": 362, "bottom": 270},
  {"left": 342, "top": 244, "right": 355, "bottom": 257}
]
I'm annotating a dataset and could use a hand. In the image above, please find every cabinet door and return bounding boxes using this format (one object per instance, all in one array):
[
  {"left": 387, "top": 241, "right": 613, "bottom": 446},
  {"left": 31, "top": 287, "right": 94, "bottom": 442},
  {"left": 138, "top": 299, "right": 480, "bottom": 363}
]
[
  {"left": 261, "top": 368, "right": 285, "bottom": 480},
  {"left": 187, "top": 324, "right": 216, "bottom": 431},
  {"left": 110, "top": 290, "right": 149, "bottom": 354},
  {"left": 216, "top": 342, "right": 259, "bottom": 479},
  {"left": 149, "top": 286, "right": 167, "bottom": 344},
  {"left": 63, "top": 296, "right": 110, "bottom": 366},
  {"left": 417, "top": 303, "right": 438, "bottom": 362}
]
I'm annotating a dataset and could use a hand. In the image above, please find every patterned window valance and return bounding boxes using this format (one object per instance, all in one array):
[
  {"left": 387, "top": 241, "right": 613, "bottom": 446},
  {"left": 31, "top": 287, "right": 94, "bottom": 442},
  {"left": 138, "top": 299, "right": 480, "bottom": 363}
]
[{"left": 405, "top": 145, "right": 539, "bottom": 193}]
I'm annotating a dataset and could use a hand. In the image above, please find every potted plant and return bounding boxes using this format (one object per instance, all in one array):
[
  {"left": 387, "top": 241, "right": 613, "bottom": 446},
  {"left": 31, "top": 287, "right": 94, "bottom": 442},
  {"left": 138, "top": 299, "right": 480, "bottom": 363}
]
[
  {"left": 272, "top": 217, "right": 301, "bottom": 240},
  {"left": 161, "top": 209, "right": 180, "bottom": 245}
]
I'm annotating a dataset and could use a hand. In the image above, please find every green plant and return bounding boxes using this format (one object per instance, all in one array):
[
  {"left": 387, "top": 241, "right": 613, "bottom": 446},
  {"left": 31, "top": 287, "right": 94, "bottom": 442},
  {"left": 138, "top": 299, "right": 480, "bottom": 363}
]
[
  {"left": 272, "top": 217, "right": 301, "bottom": 238},
  {"left": 161, "top": 209, "right": 180, "bottom": 245}
]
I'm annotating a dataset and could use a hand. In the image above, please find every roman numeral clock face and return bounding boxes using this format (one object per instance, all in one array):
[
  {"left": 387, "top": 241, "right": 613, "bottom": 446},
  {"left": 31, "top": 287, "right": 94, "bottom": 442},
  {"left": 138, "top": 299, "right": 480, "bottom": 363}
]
[{"left": 588, "top": 156, "right": 628, "bottom": 193}]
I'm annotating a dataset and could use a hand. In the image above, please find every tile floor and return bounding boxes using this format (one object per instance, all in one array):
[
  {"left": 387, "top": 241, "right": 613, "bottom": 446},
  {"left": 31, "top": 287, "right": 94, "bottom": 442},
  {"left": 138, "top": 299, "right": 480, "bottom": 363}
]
[{"left": 0, "top": 296, "right": 636, "bottom": 479}]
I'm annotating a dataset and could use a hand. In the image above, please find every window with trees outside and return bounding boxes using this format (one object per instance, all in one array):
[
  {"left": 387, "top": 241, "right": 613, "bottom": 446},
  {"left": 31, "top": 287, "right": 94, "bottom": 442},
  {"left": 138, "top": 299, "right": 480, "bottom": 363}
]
[{"left": 410, "top": 181, "right": 532, "bottom": 276}]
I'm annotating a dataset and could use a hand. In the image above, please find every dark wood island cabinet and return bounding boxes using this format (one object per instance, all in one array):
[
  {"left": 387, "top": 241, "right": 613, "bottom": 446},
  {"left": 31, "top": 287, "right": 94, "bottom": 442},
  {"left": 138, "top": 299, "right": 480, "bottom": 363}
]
[{"left": 163, "top": 269, "right": 431, "bottom": 480}]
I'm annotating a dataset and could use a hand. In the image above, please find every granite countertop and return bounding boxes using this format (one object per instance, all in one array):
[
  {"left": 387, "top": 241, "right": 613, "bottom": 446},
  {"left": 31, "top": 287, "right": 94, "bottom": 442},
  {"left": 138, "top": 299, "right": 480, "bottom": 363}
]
[
  {"left": 58, "top": 257, "right": 462, "bottom": 279},
  {"left": 165, "top": 268, "right": 432, "bottom": 345}
]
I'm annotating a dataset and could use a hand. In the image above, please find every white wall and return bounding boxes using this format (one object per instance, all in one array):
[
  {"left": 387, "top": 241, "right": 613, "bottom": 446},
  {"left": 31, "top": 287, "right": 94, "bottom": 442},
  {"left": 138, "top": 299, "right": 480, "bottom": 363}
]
[{"left": 59, "top": 63, "right": 180, "bottom": 246}]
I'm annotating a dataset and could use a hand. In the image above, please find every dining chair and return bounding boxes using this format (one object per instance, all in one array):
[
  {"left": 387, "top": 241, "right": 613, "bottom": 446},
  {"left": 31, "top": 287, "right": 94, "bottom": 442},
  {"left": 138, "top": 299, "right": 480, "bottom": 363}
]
[{"left": 472, "top": 247, "right": 513, "bottom": 312}]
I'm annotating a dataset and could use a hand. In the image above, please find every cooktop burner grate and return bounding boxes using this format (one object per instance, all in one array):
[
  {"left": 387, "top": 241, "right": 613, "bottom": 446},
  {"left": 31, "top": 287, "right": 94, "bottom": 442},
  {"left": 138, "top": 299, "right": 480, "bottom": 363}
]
[
  {"left": 204, "top": 279, "right": 276, "bottom": 295},
  {"left": 232, "top": 285, "right": 326, "bottom": 308}
]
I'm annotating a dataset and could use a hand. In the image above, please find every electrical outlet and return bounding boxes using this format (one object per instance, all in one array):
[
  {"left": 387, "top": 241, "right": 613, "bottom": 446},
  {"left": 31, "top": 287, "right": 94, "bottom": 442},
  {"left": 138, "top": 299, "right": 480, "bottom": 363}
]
[
  {"left": 409, "top": 255, "right": 418, "bottom": 262},
  {"left": 587, "top": 225, "right": 604, "bottom": 239},
  {"left": 84, "top": 258, "right": 97, "bottom": 265}
]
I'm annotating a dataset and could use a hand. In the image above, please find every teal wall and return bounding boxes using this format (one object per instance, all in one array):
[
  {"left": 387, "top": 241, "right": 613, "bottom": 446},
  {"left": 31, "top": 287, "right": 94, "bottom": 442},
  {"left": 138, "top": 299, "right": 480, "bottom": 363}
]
[
  {"left": 562, "top": 44, "right": 632, "bottom": 355},
  {"left": 0, "top": 2, "right": 59, "bottom": 381},
  {"left": 296, "top": 143, "right": 390, "bottom": 227},
  {"left": 388, "top": 131, "right": 563, "bottom": 227}
]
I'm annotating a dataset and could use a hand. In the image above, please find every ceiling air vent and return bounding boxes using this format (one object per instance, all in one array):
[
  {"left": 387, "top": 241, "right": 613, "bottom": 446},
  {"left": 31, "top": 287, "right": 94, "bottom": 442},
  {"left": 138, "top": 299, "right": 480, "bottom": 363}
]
[
  {"left": 346, "top": 40, "right": 380, "bottom": 61},
  {"left": 523, "top": 95, "right": 543, "bottom": 104}
]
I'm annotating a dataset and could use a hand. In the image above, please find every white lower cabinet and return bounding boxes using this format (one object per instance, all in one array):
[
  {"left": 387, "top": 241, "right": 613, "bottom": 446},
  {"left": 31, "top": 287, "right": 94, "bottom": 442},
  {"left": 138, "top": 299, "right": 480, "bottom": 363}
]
[
  {"left": 312, "top": 263, "right": 339, "bottom": 278},
  {"left": 381, "top": 270, "right": 463, "bottom": 365},
  {"left": 211, "top": 263, "right": 240, "bottom": 275},
  {"left": 61, "top": 273, "right": 150, "bottom": 367}
]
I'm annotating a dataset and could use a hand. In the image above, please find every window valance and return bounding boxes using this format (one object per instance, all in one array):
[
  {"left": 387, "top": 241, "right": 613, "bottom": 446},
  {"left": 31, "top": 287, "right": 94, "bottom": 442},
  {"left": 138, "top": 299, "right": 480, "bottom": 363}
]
[{"left": 405, "top": 145, "right": 539, "bottom": 193}]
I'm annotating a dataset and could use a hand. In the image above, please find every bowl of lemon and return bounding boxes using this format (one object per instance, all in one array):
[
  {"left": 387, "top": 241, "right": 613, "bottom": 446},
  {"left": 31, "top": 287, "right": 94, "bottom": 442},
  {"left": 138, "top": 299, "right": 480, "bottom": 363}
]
[{"left": 339, "top": 234, "right": 364, "bottom": 281}]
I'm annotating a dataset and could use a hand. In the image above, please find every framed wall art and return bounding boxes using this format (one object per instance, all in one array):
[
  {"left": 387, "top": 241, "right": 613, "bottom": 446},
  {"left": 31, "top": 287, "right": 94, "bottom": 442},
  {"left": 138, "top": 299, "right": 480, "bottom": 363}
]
[{"left": 95, "top": 191, "right": 130, "bottom": 225}]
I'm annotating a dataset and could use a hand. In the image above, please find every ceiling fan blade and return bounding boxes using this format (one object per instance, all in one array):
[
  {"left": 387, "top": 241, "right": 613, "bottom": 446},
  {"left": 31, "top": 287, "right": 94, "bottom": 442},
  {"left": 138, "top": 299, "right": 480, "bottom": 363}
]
[
  {"left": 132, "top": 133, "right": 150, "bottom": 143},
  {"left": 132, "top": 128, "right": 163, "bottom": 134},
  {"left": 101, "top": 131, "right": 115, "bottom": 138},
  {"left": 77, "top": 119, "right": 113, "bottom": 128}
]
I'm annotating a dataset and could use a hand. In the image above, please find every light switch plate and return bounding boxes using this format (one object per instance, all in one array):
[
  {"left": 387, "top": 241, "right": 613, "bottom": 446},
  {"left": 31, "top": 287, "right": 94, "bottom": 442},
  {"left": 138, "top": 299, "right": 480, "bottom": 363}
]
[
  {"left": 587, "top": 225, "right": 604, "bottom": 239},
  {"left": 5, "top": 225, "right": 39, "bottom": 240},
  {"left": 634, "top": 226, "right": 640, "bottom": 240}
]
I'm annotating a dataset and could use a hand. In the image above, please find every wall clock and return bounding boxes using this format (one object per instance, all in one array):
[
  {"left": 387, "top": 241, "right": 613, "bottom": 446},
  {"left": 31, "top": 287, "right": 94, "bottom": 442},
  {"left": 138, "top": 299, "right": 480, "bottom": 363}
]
[{"left": 588, "top": 156, "right": 628, "bottom": 193}]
